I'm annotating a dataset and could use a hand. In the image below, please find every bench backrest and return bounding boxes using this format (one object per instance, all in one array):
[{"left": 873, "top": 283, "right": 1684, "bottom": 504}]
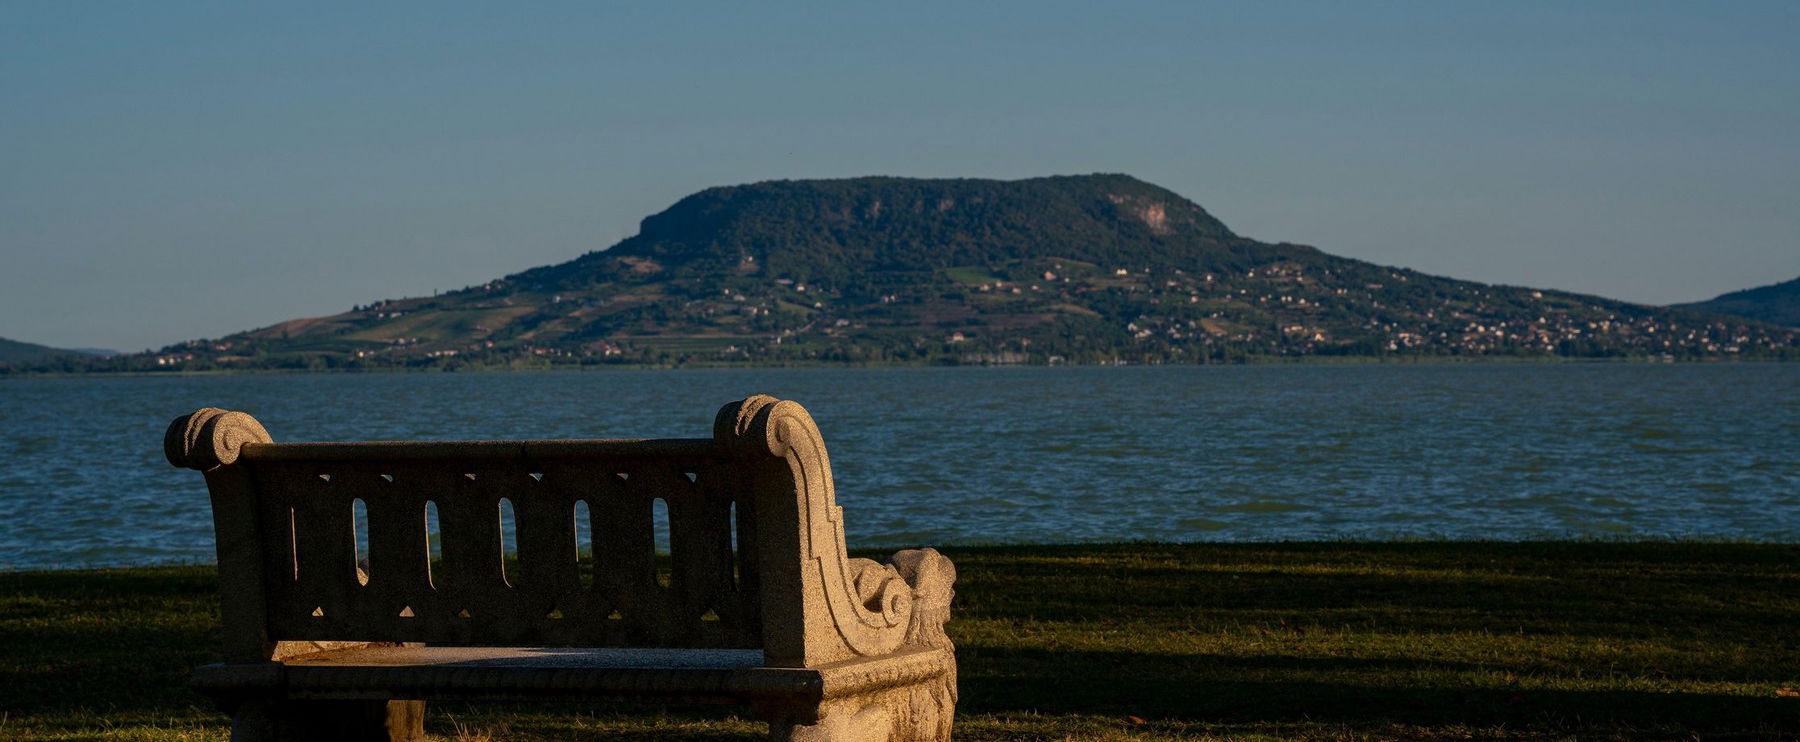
[
  {"left": 242, "top": 440, "right": 753, "bottom": 649},
  {"left": 167, "top": 395, "right": 921, "bottom": 668}
]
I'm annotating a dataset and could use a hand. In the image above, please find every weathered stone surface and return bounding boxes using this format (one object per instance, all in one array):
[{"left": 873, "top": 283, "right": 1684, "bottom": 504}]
[
  {"left": 168, "top": 395, "right": 956, "bottom": 741},
  {"left": 164, "top": 407, "right": 270, "bottom": 470}
]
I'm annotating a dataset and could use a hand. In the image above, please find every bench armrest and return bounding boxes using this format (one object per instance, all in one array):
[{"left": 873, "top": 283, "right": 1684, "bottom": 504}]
[{"left": 716, "top": 396, "right": 955, "bottom": 668}]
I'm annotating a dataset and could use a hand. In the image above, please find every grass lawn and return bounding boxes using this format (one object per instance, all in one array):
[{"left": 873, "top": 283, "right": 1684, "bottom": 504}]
[{"left": 3, "top": 542, "right": 1797, "bottom": 741}]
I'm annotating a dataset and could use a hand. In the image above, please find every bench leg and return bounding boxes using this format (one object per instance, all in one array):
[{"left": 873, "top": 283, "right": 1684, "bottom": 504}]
[
  {"left": 228, "top": 698, "right": 425, "bottom": 742},
  {"left": 767, "top": 679, "right": 954, "bottom": 742}
]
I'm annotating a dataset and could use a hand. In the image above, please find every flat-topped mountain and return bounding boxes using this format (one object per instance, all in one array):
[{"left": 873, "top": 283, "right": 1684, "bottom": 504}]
[
  {"left": 517, "top": 175, "right": 1260, "bottom": 289},
  {"left": 1675, "top": 276, "right": 1800, "bottom": 327},
  {"left": 16, "top": 175, "right": 1797, "bottom": 371}
]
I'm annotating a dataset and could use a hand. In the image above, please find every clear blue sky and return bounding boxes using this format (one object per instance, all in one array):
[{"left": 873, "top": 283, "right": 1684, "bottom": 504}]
[{"left": 4, "top": 1, "right": 1796, "bottom": 351}]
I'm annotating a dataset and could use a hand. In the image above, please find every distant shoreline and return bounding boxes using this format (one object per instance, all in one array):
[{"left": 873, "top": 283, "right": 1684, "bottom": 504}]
[{"left": 6, "top": 353, "right": 1791, "bottom": 379}]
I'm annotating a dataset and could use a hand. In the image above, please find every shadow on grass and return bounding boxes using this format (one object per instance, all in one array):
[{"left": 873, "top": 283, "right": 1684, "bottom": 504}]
[
  {"left": 952, "top": 543, "right": 1800, "bottom": 662},
  {"left": 5, "top": 543, "right": 1798, "bottom": 740},
  {"left": 959, "top": 645, "right": 1796, "bottom": 734},
  {"left": 0, "top": 567, "right": 220, "bottom": 714}
]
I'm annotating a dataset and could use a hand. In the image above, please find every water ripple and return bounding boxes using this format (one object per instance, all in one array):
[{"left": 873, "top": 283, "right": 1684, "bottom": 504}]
[{"left": 0, "top": 364, "right": 1796, "bottom": 568}]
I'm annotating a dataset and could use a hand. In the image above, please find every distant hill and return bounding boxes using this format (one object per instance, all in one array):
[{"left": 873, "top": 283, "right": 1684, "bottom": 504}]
[
  {"left": 1675, "top": 276, "right": 1800, "bottom": 327},
  {"left": 0, "top": 337, "right": 81, "bottom": 364},
  {"left": 19, "top": 175, "right": 1798, "bottom": 372}
]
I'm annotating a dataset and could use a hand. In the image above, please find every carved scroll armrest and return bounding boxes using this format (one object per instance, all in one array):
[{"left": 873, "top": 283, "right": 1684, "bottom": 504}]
[
  {"left": 718, "top": 395, "right": 945, "bottom": 663},
  {"left": 165, "top": 408, "right": 271, "bottom": 471},
  {"left": 887, "top": 548, "right": 956, "bottom": 650}
]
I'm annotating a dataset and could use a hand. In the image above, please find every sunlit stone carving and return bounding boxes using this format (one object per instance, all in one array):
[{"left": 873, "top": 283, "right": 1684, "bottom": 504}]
[{"left": 168, "top": 396, "right": 956, "bottom": 742}]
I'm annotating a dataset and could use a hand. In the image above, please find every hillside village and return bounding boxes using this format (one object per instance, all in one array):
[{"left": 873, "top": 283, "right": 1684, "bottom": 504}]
[
  {"left": 13, "top": 175, "right": 1798, "bottom": 372},
  {"left": 126, "top": 255, "right": 1794, "bottom": 371}
]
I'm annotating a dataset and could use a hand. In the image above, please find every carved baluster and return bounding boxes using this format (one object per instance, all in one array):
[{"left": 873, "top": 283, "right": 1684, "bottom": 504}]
[
  {"left": 732, "top": 486, "right": 762, "bottom": 642},
  {"left": 542, "top": 461, "right": 610, "bottom": 642},
  {"left": 364, "top": 468, "right": 432, "bottom": 634},
  {"left": 435, "top": 468, "right": 506, "bottom": 641},
  {"left": 667, "top": 462, "right": 734, "bottom": 643},
  {"left": 254, "top": 475, "right": 301, "bottom": 626},
  {"left": 704, "top": 471, "right": 761, "bottom": 646},
  {"left": 291, "top": 468, "right": 359, "bottom": 635},
  {"left": 513, "top": 464, "right": 578, "bottom": 640},
  {"left": 332, "top": 467, "right": 387, "bottom": 628},
  {"left": 593, "top": 466, "right": 657, "bottom": 642}
]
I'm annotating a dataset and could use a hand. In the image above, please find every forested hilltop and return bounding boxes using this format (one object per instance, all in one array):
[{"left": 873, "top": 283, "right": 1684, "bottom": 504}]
[
  {"left": 1675, "top": 276, "right": 1800, "bottom": 328},
  {"left": 0, "top": 337, "right": 103, "bottom": 365},
  {"left": 14, "top": 175, "right": 1798, "bottom": 372}
]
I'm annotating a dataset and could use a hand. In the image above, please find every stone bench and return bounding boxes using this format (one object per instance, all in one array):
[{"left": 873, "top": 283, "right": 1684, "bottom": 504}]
[{"left": 165, "top": 394, "right": 956, "bottom": 742}]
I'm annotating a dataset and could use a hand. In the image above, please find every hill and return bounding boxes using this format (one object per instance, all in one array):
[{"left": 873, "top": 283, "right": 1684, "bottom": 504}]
[
  {"left": 15, "top": 175, "right": 1798, "bottom": 372},
  {"left": 1674, "top": 276, "right": 1800, "bottom": 327},
  {"left": 0, "top": 337, "right": 82, "bottom": 364}
]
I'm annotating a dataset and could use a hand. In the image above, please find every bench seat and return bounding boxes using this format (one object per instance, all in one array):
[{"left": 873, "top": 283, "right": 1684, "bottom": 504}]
[{"left": 191, "top": 645, "right": 953, "bottom": 705}]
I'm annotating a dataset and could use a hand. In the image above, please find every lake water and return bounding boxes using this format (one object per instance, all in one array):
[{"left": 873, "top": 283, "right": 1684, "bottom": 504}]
[{"left": 1, "top": 365, "right": 1795, "bottom": 569}]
